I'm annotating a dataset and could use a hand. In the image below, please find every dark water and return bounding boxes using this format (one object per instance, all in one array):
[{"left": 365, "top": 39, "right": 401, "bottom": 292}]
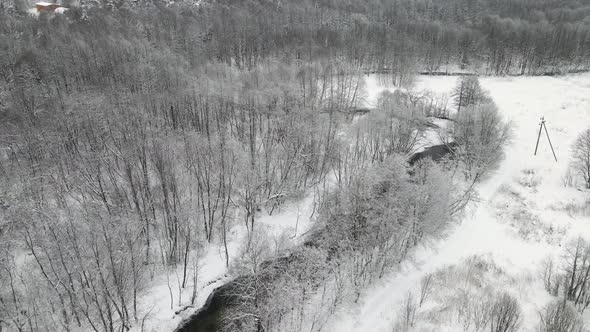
[
  {"left": 409, "top": 142, "right": 457, "bottom": 165},
  {"left": 174, "top": 144, "right": 451, "bottom": 331},
  {"left": 174, "top": 253, "right": 305, "bottom": 332},
  {"left": 174, "top": 280, "right": 240, "bottom": 332}
]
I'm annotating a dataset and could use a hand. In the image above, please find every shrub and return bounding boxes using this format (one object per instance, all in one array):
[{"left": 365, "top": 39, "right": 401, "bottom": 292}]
[
  {"left": 489, "top": 292, "right": 521, "bottom": 332},
  {"left": 452, "top": 102, "right": 512, "bottom": 181},
  {"left": 571, "top": 129, "right": 590, "bottom": 189},
  {"left": 537, "top": 300, "right": 584, "bottom": 332}
]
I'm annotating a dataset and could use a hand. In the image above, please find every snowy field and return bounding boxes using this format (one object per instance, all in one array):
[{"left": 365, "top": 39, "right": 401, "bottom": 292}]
[{"left": 326, "top": 73, "right": 590, "bottom": 331}]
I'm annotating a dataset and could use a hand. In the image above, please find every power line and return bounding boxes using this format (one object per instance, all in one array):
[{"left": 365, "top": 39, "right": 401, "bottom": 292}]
[{"left": 534, "top": 116, "right": 557, "bottom": 162}]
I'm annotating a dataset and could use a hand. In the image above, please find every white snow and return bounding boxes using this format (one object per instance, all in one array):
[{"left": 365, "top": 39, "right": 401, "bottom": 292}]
[
  {"left": 132, "top": 73, "right": 590, "bottom": 332},
  {"left": 363, "top": 73, "right": 451, "bottom": 153},
  {"left": 363, "top": 74, "right": 397, "bottom": 108},
  {"left": 130, "top": 76, "right": 373, "bottom": 332},
  {"left": 131, "top": 176, "right": 325, "bottom": 331},
  {"left": 326, "top": 73, "right": 590, "bottom": 331},
  {"left": 27, "top": 8, "right": 41, "bottom": 16},
  {"left": 54, "top": 7, "right": 69, "bottom": 13}
]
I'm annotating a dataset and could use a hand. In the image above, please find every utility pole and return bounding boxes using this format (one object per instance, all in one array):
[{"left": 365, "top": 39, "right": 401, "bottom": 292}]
[{"left": 534, "top": 117, "right": 558, "bottom": 162}]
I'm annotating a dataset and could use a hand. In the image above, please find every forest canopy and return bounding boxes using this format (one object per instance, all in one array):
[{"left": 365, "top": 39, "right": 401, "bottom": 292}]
[
  {"left": 0, "top": 0, "right": 574, "bottom": 331},
  {"left": 1, "top": 0, "right": 590, "bottom": 78}
]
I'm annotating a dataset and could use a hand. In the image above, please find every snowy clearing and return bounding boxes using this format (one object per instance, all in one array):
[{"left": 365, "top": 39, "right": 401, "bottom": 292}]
[{"left": 326, "top": 73, "right": 590, "bottom": 331}]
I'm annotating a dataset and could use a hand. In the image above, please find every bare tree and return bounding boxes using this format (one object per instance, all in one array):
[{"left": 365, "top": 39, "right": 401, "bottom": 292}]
[
  {"left": 572, "top": 129, "right": 590, "bottom": 189},
  {"left": 395, "top": 292, "right": 417, "bottom": 332},
  {"left": 452, "top": 102, "right": 512, "bottom": 181},
  {"left": 539, "top": 238, "right": 590, "bottom": 312},
  {"left": 538, "top": 300, "right": 584, "bottom": 332},
  {"left": 541, "top": 258, "right": 561, "bottom": 296},
  {"left": 452, "top": 76, "right": 485, "bottom": 112},
  {"left": 489, "top": 292, "right": 521, "bottom": 332},
  {"left": 418, "top": 274, "right": 433, "bottom": 307}
]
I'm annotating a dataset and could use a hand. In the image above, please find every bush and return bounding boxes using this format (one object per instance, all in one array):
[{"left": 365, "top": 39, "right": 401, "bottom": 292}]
[
  {"left": 537, "top": 300, "right": 584, "bottom": 332},
  {"left": 489, "top": 292, "right": 521, "bottom": 332},
  {"left": 571, "top": 129, "right": 590, "bottom": 189},
  {"left": 458, "top": 291, "right": 521, "bottom": 332},
  {"left": 452, "top": 76, "right": 487, "bottom": 112},
  {"left": 541, "top": 258, "right": 561, "bottom": 297},
  {"left": 560, "top": 238, "right": 590, "bottom": 312},
  {"left": 452, "top": 102, "right": 512, "bottom": 181},
  {"left": 393, "top": 292, "right": 417, "bottom": 332}
]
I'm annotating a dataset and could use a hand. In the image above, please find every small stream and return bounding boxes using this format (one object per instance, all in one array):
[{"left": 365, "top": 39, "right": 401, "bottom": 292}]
[
  {"left": 174, "top": 279, "right": 243, "bottom": 332},
  {"left": 174, "top": 145, "right": 452, "bottom": 332},
  {"left": 174, "top": 254, "right": 299, "bottom": 332},
  {"left": 173, "top": 143, "right": 359, "bottom": 331}
]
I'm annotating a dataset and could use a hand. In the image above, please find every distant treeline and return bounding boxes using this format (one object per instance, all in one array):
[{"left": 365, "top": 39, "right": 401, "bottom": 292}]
[{"left": 2, "top": 0, "right": 590, "bottom": 80}]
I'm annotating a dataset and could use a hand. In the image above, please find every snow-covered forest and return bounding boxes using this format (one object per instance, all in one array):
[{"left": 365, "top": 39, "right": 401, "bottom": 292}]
[{"left": 0, "top": 1, "right": 590, "bottom": 332}]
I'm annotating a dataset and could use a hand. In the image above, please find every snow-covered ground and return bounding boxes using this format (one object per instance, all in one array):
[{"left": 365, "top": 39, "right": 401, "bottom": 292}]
[
  {"left": 132, "top": 192, "right": 318, "bottom": 332},
  {"left": 135, "top": 73, "right": 590, "bottom": 332},
  {"left": 132, "top": 82, "right": 379, "bottom": 332},
  {"left": 363, "top": 74, "right": 450, "bottom": 153},
  {"left": 326, "top": 73, "right": 590, "bottom": 331}
]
